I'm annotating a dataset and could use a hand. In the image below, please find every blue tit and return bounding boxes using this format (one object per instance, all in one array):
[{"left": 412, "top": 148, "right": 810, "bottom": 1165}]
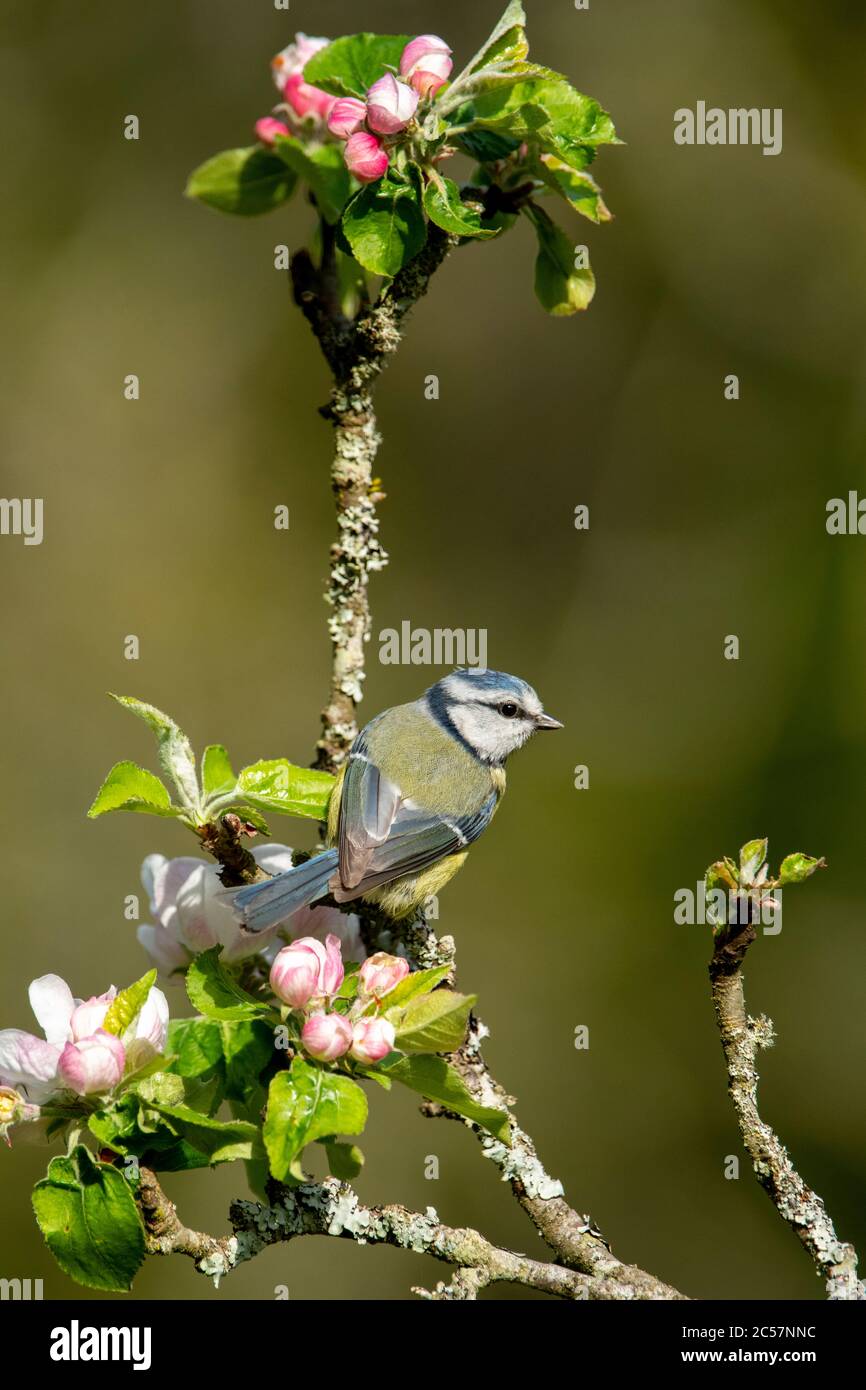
[{"left": 233, "top": 669, "right": 563, "bottom": 931}]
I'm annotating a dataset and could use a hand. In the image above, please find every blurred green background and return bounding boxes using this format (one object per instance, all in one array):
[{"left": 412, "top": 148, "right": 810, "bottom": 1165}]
[{"left": 1, "top": 0, "right": 864, "bottom": 1301}]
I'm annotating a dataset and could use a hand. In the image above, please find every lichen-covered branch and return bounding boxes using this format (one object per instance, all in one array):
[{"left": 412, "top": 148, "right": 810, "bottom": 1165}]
[
  {"left": 291, "top": 218, "right": 457, "bottom": 773},
  {"left": 709, "top": 915, "right": 864, "bottom": 1300},
  {"left": 140, "top": 1167, "right": 668, "bottom": 1301}
]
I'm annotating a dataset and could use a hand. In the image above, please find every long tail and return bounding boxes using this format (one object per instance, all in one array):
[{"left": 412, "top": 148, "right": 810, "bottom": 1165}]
[{"left": 232, "top": 850, "right": 338, "bottom": 934}]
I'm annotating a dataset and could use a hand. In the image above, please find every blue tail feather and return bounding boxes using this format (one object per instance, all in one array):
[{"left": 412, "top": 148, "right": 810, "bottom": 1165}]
[{"left": 232, "top": 850, "right": 338, "bottom": 934}]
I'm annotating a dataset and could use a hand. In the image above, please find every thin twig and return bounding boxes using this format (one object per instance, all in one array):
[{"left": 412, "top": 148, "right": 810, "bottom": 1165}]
[{"left": 709, "top": 914, "right": 864, "bottom": 1300}]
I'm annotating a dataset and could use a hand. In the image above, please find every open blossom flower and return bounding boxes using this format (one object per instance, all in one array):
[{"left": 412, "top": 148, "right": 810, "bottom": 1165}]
[
  {"left": 344, "top": 131, "right": 390, "bottom": 183},
  {"left": 0, "top": 973, "right": 169, "bottom": 1120},
  {"left": 400, "top": 35, "right": 453, "bottom": 98},
  {"left": 255, "top": 116, "right": 291, "bottom": 147},
  {"left": 359, "top": 952, "right": 409, "bottom": 998},
  {"left": 58, "top": 1031, "right": 126, "bottom": 1096},
  {"left": 351, "top": 1017, "right": 396, "bottom": 1065},
  {"left": 301, "top": 1012, "right": 353, "bottom": 1062},
  {"left": 328, "top": 97, "right": 368, "bottom": 139},
  {"left": 365, "top": 73, "right": 419, "bottom": 134},
  {"left": 138, "top": 845, "right": 365, "bottom": 973},
  {"left": 271, "top": 34, "right": 335, "bottom": 122},
  {"left": 270, "top": 934, "right": 344, "bottom": 1009}
]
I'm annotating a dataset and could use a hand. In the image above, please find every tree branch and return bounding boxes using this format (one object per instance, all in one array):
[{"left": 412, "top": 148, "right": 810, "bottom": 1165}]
[
  {"left": 138, "top": 1167, "right": 673, "bottom": 1301},
  {"left": 291, "top": 219, "right": 457, "bottom": 773},
  {"left": 709, "top": 914, "right": 864, "bottom": 1300}
]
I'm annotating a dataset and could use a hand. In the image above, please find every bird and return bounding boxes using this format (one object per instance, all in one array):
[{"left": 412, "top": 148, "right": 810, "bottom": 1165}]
[{"left": 232, "top": 669, "right": 563, "bottom": 932}]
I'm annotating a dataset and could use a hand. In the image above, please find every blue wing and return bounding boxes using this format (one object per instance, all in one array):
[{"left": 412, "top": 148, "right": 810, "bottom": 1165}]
[{"left": 335, "top": 742, "right": 498, "bottom": 902}]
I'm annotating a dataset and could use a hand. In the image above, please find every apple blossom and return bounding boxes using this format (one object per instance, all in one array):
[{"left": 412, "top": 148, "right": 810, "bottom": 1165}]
[
  {"left": 301, "top": 1012, "right": 353, "bottom": 1062},
  {"left": 344, "top": 131, "right": 390, "bottom": 184},
  {"left": 255, "top": 116, "right": 291, "bottom": 147},
  {"left": 359, "top": 952, "right": 409, "bottom": 998},
  {"left": 351, "top": 1017, "right": 396, "bottom": 1065},
  {"left": 270, "top": 35, "right": 334, "bottom": 123},
  {"left": 58, "top": 1030, "right": 126, "bottom": 1096},
  {"left": 327, "top": 97, "right": 368, "bottom": 140},
  {"left": 365, "top": 73, "right": 419, "bottom": 134},
  {"left": 270, "top": 933, "right": 344, "bottom": 1009},
  {"left": 399, "top": 35, "right": 453, "bottom": 99},
  {"left": 138, "top": 845, "right": 364, "bottom": 972}
]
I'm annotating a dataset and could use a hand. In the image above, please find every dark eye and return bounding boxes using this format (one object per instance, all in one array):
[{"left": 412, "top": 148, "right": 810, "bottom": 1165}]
[{"left": 499, "top": 701, "right": 519, "bottom": 718}]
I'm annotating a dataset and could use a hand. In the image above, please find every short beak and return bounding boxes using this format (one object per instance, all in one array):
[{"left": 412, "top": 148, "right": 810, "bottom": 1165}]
[{"left": 535, "top": 712, "right": 564, "bottom": 731}]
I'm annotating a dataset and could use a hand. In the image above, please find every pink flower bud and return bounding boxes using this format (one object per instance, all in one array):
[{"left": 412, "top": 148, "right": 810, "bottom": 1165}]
[
  {"left": 58, "top": 1030, "right": 126, "bottom": 1096},
  {"left": 69, "top": 990, "right": 114, "bottom": 1041},
  {"left": 344, "top": 131, "right": 390, "bottom": 183},
  {"left": 399, "top": 35, "right": 453, "bottom": 98},
  {"left": 282, "top": 72, "right": 335, "bottom": 122},
  {"left": 365, "top": 73, "right": 419, "bottom": 135},
  {"left": 327, "top": 97, "right": 369, "bottom": 140},
  {"left": 301, "top": 1012, "right": 353, "bottom": 1062},
  {"left": 255, "top": 116, "right": 291, "bottom": 147},
  {"left": 269, "top": 934, "right": 344, "bottom": 1009},
  {"left": 359, "top": 952, "right": 410, "bottom": 998},
  {"left": 351, "top": 1017, "right": 396, "bottom": 1065}
]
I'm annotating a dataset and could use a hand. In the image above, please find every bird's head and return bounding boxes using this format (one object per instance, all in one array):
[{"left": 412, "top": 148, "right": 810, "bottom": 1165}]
[{"left": 426, "top": 669, "right": 563, "bottom": 765}]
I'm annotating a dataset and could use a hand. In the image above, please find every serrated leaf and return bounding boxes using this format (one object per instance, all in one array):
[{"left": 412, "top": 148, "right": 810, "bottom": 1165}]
[
  {"left": 87, "top": 761, "right": 177, "bottom": 819},
  {"left": 302, "top": 33, "right": 412, "bottom": 99},
  {"left": 201, "top": 745, "right": 235, "bottom": 799},
  {"left": 234, "top": 758, "right": 335, "bottom": 820},
  {"left": 779, "top": 853, "right": 825, "bottom": 885},
  {"left": 219, "top": 1019, "right": 274, "bottom": 1103},
  {"left": 324, "top": 1140, "right": 365, "bottom": 1180},
  {"left": 264, "top": 1058, "right": 368, "bottom": 1181},
  {"left": 342, "top": 180, "right": 427, "bottom": 278},
  {"left": 386, "top": 989, "right": 476, "bottom": 1054},
  {"left": 423, "top": 176, "right": 498, "bottom": 239},
  {"left": 186, "top": 947, "right": 270, "bottom": 1022},
  {"left": 535, "top": 153, "right": 612, "bottom": 224},
  {"left": 149, "top": 1102, "right": 261, "bottom": 1164},
  {"left": 460, "top": 1, "right": 528, "bottom": 82},
  {"left": 109, "top": 694, "right": 200, "bottom": 815},
  {"left": 166, "top": 1017, "right": 224, "bottom": 1079},
  {"left": 32, "top": 1146, "right": 145, "bottom": 1292},
  {"left": 383, "top": 1055, "right": 511, "bottom": 1144},
  {"left": 739, "top": 838, "right": 768, "bottom": 884},
  {"left": 102, "top": 970, "right": 157, "bottom": 1040},
  {"left": 273, "top": 136, "right": 352, "bottom": 225},
  {"left": 524, "top": 203, "right": 595, "bottom": 314},
  {"left": 186, "top": 146, "right": 298, "bottom": 216},
  {"left": 379, "top": 965, "right": 452, "bottom": 1009}
]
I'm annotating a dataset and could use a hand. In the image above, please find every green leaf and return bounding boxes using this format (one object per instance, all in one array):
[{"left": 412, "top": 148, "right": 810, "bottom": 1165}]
[
  {"left": 458, "top": 2, "right": 528, "bottom": 82},
  {"left": 535, "top": 153, "right": 612, "bottom": 224},
  {"left": 739, "top": 838, "right": 768, "bottom": 884},
  {"left": 458, "top": 128, "right": 521, "bottom": 163},
  {"left": 87, "top": 761, "right": 177, "bottom": 819},
  {"left": 186, "top": 947, "right": 270, "bottom": 1022},
  {"left": 423, "top": 177, "right": 498, "bottom": 240},
  {"left": 149, "top": 1102, "right": 261, "bottom": 1165},
  {"left": 524, "top": 204, "right": 595, "bottom": 315},
  {"left": 379, "top": 965, "right": 452, "bottom": 1009},
  {"left": 779, "top": 853, "right": 826, "bottom": 885},
  {"left": 201, "top": 745, "right": 235, "bottom": 799},
  {"left": 264, "top": 1058, "right": 368, "bottom": 1181},
  {"left": 467, "top": 77, "right": 617, "bottom": 161},
  {"left": 109, "top": 694, "right": 200, "bottom": 815},
  {"left": 386, "top": 989, "right": 476, "bottom": 1054},
  {"left": 220, "top": 1019, "right": 274, "bottom": 1103},
  {"left": 186, "top": 146, "right": 298, "bottom": 216},
  {"left": 167, "top": 1017, "right": 224, "bottom": 1079},
  {"left": 102, "top": 970, "right": 157, "bottom": 1039},
  {"left": 324, "top": 1140, "right": 365, "bottom": 1180},
  {"left": 342, "top": 180, "right": 427, "bottom": 278},
  {"left": 384, "top": 1055, "right": 511, "bottom": 1144},
  {"left": 235, "top": 758, "right": 335, "bottom": 820},
  {"left": 303, "top": 33, "right": 412, "bottom": 99},
  {"left": 273, "top": 136, "right": 352, "bottom": 225},
  {"left": 32, "top": 1147, "right": 145, "bottom": 1293}
]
